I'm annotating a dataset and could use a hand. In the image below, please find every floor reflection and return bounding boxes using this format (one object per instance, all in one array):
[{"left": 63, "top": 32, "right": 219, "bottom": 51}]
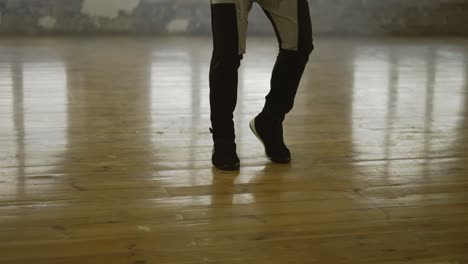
[
  {"left": 352, "top": 43, "right": 467, "bottom": 181},
  {"left": 2, "top": 37, "right": 467, "bottom": 197},
  {"left": 0, "top": 59, "right": 68, "bottom": 199}
]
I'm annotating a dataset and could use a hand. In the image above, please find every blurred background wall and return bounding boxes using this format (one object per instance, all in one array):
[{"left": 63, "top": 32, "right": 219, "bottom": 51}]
[{"left": 0, "top": 0, "right": 467, "bottom": 35}]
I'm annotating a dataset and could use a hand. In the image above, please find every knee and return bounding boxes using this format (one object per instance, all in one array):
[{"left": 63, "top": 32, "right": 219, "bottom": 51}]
[
  {"left": 303, "top": 41, "right": 314, "bottom": 56},
  {"left": 211, "top": 53, "right": 243, "bottom": 69},
  {"left": 298, "top": 41, "right": 314, "bottom": 61},
  {"left": 279, "top": 46, "right": 312, "bottom": 64}
]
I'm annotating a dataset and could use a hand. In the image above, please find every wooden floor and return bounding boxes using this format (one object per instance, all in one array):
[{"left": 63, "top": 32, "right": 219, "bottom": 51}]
[{"left": 0, "top": 36, "right": 468, "bottom": 264}]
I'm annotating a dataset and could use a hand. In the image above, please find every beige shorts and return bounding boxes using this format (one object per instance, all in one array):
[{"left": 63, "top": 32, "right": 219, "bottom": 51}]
[{"left": 211, "top": 0, "right": 303, "bottom": 54}]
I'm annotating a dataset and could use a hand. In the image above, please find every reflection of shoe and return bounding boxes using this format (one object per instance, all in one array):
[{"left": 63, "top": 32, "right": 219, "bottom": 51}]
[
  {"left": 249, "top": 114, "right": 291, "bottom": 164},
  {"left": 210, "top": 128, "right": 240, "bottom": 171}
]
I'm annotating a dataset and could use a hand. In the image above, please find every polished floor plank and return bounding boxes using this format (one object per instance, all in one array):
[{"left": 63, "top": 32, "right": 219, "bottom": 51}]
[{"left": 1, "top": 36, "right": 468, "bottom": 263}]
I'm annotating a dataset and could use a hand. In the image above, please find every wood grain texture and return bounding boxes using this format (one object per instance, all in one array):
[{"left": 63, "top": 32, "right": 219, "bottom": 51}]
[{"left": 0, "top": 36, "right": 467, "bottom": 264}]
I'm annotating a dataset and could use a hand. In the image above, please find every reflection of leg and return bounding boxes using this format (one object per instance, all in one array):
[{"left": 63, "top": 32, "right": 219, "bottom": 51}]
[
  {"left": 209, "top": 1, "right": 250, "bottom": 170},
  {"left": 251, "top": 0, "right": 314, "bottom": 163}
]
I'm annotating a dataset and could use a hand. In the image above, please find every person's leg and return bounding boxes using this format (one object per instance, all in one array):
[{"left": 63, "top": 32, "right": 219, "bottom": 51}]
[
  {"left": 250, "top": 0, "right": 314, "bottom": 163},
  {"left": 210, "top": 0, "right": 252, "bottom": 170}
]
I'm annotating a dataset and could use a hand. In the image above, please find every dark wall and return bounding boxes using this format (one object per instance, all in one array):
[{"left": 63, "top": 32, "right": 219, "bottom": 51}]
[{"left": 0, "top": 0, "right": 467, "bottom": 35}]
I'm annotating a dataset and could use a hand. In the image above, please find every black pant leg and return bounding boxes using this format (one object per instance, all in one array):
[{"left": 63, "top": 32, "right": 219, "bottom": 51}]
[
  {"left": 262, "top": 0, "right": 314, "bottom": 119},
  {"left": 209, "top": 3, "right": 243, "bottom": 140}
]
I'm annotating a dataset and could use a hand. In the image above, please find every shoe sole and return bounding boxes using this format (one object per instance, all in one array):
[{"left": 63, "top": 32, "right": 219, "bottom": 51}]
[
  {"left": 214, "top": 163, "right": 240, "bottom": 171},
  {"left": 212, "top": 148, "right": 240, "bottom": 171},
  {"left": 249, "top": 118, "right": 291, "bottom": 164}
]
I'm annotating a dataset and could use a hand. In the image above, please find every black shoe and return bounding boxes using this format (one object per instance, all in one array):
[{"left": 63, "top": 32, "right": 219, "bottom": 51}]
[
  {"left": 249, "top": 114, "right": 291, "bottom": 163},
  {"left": 210, "top": 128, "right": 240, "bottom": 171}
]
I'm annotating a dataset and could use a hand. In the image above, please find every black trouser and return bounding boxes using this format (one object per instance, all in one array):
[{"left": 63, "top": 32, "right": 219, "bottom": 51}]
[{"left": 210, "top": 0, "right": 314, "bottom": 140}]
